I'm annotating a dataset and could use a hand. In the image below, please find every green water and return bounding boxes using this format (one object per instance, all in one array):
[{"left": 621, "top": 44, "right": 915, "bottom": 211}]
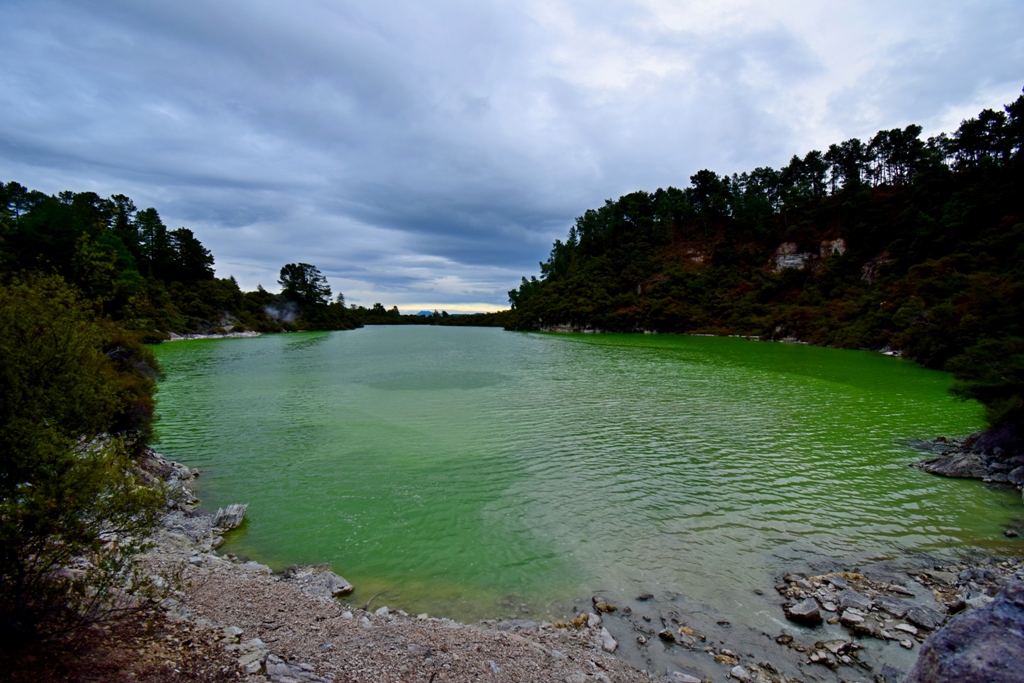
[{"left": 153, "top": 327, "right": 1021, "bottom": 623}]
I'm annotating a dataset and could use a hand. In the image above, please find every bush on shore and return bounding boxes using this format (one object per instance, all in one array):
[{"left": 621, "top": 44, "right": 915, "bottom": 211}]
[{"left": 0, "top": 275, "right": 165, "bottom": 641}]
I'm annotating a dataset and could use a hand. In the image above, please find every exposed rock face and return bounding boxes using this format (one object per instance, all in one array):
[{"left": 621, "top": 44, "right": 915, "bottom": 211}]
[
  {"left": 772, "top": 242, "right": 815, "bottom": 271},
  {"left": 905, "top": 582, "right": 1024, "bottom": 683},
  {"left": 912, "top": 452, "right": 990, "bottom": 479},
  {"left": 820, "top": 238, "right": 846, "bottom": 256},
  {"left": 212, "top": 503, "right": 248, "bottom": 530}
]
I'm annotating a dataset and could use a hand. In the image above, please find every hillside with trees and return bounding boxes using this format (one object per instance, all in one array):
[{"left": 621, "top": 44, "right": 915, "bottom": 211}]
[
  {"left": 506, "top": 92, "right": 1024, "bottom": 432},
  {"left": 0, "top": 187, "right": 361, "bottom": 339}
]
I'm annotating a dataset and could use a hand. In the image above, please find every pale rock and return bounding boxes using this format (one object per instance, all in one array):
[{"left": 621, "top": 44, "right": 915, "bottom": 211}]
[
  {"left": 599, "top": 627, "right": 618, "bottom": 653},
  {"left": 827, "top": 575, "right": 849, "bottom": 590},
  {"left": 668, "top": 674, "right": 702, "bottom": 683},
  {"left": 283, "top": 565, "right": 354, "bottom": 598},
  {"left": 730, "top": 665, "right": 751, "bottom": 681},
  {"left": 822, "top": 640, "right": 846, "bottom": 654},
  {"left": 587, "top": 612, "right": 602, "bottom": 628},
  {"left": 839, "top": 589, "right": 872, "bottom": 611},
  {"left": 211, "top": 503, "right": 248, "bottom": 530},
  {"left": 840, "top": 610, "right": 865, "bottom": 626},
  {"left": 374, "top": 606, "right": 389, "bottom": 617},
  {"left": 895, "top": 623, "right": 918, "bottom": 635}
]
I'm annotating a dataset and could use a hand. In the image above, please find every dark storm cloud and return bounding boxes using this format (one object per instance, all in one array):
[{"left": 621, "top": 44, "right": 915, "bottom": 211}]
[{"left": 1, "top": 0, "right": 1021, "bottom": 309}]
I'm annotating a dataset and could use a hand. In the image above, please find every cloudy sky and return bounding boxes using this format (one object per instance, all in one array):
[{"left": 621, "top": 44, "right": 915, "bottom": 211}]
[{"left": 2, "top": 0, "right": 1022, "bottom": 311}]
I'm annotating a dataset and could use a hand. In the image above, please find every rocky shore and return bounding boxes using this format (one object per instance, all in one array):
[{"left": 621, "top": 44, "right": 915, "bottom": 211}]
[
  {"left": 33, "top": 447, "right": 1016, "bottom": 683},
  {"left": 139, "top": 451, "right": 657, "bottom": 683},
  {"left": 909, "top": 425, "right": 1024, "bottom": 495}
]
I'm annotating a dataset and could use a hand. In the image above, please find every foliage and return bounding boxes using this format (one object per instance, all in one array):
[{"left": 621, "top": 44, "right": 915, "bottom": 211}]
[
  {"left": 0, "top": 185, "right": 362, "bottom": 335},
  {"left": 278, "top": 262, "right": 331, "bottom": 308},
  {"left": 0, "top": 276, "right": 165, "bottom": 640},
  {"left": 506, "top": 90, "right": 1024, "bottom": 429}
]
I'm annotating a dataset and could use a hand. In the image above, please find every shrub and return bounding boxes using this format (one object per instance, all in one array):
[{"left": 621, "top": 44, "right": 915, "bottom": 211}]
[{"left": 0, "top": 276, "right": 165, "bottom": 640}]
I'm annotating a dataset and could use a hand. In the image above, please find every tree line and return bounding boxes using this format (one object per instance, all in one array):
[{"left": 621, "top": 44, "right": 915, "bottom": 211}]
[
  {"left": 0, "top": 185, "right": 366, "bottom": 338},
  {"left": 507, "top": 90, "right": 1024, "bottom": 431}
]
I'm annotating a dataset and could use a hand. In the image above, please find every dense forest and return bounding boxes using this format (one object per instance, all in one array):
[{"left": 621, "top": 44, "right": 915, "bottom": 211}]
[
  {"left": 0, "top": 186, "right": 364, "bottom": 338},
  {"left": 507, "top": 92, "right": 1024, "bottom": 431}
]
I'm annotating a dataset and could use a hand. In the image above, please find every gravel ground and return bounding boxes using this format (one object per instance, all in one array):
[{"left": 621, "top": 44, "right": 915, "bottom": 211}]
[{"left": 143, "top": 528, "right": 655, "bottom": 683}]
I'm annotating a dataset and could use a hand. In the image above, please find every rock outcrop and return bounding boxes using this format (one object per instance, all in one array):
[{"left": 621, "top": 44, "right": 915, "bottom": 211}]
[{"left": 905, "top": 582, "right": 1024, "bottom": 683}]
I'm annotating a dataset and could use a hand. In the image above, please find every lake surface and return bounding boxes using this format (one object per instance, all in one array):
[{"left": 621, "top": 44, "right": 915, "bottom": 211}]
[{"left": 152, "top": 327, "right": 1021, "bottom": 625}]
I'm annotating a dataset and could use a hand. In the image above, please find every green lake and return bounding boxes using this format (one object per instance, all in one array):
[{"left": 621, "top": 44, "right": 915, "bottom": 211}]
[{"left": 152, "top": 327, "right": 1021, "bottom": 625}]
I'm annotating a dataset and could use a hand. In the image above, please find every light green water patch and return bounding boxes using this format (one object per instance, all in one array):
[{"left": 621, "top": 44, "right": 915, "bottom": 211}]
[{"left": 152, "top": 328, "right": 1021, "bottom": 624}]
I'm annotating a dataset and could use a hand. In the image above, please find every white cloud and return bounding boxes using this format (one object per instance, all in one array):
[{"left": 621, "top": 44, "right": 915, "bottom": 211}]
[{"left": 1, "top": 0, "right": 1020, "bottom": 308}]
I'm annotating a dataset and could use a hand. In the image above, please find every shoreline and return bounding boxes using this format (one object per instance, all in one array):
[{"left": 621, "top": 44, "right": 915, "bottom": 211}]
[
  {"left": 165, "top": 330, "right": 264, "bottom": 342},
  {"left": 140, "top": 449, "right": 1024, "bottom": 683}
]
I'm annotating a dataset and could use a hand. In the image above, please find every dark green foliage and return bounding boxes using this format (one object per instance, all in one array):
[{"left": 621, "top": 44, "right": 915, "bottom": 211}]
[
  {"left": 279, "top": 262, "right": 331, "bottom": 308},
  {"left": 507, "top": 91, "right": 1024, "bottom": 428},
  {"left": 0, "top": 277, "right": 165, "bottom": 640},
  {"left": 0, "top": 185, "right": 362, "bottom": 336}
]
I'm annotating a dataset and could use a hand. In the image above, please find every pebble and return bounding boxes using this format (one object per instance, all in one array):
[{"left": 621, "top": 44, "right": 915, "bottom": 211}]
[{"left": 730, "top": 665, "right": 751, "bottom": 681}]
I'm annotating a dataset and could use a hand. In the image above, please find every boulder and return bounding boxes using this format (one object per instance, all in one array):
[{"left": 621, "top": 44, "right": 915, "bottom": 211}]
[
  {"left": 839, "top": 589, "right": 872, "bottom": 611},
  {"left": 905, "top": 583, "right": 1024, "bottom": 683},
  {"left": 1008, "top": 466, "right": 1024, "bottom": 485},
  {"left": 875, "top": 595, "right": 910, "bottom": 618},
  {"left": 211, "top": 503, "right": 248, "bottom": 530},
  {"left": 912, "top": 452, "right": 989, "bottom": 479},
  {"left": 785, "top": 598, "right": 823, "bottom": 626},
  {"left": 827, "top": 575, "right": 849, "bottom": 590},
  {"left": 282, "top": 564, "right": 354, "bottom": 598},
  {"left": 599, "top": 627, "right": 618, "bottom": 653},
  {"left": 906, "top": 605, "right": 945, "bottom": 631}
]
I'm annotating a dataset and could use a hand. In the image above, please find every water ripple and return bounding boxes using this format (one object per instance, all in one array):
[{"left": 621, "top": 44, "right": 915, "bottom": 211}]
[{"left": 153, "top": 328, "right": 1019, "bottom": 622}]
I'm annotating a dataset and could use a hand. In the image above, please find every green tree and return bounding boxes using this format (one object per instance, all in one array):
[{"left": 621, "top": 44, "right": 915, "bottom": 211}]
[
  {"left": 278, "top": 262, "right": 331, "bottom": 309},
  {"left": 0, "top": 276, "right": 164, "bottom": 640}
]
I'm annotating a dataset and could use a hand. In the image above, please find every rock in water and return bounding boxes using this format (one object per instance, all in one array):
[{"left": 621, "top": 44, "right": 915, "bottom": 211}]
[
  {"left": 912, "top": 452, "right": 989, "bottom": 479},
  {"left": 599, "top": 627, "right": 618, "bottom": 653},
  {"left": 905, "top": 582, "right": 1024, "bottom": 683},
  {"left": 211, "top": 503, "right": 248, "bottom": 530},
  {"left": 785, "top": 598, "right": 823, "bottom": 626},
  {"left": 838, "top": 589, "right": 872, "bottom": 611},
  {"left": 730, "top": 665, "right": 751, "bottom": 681}
]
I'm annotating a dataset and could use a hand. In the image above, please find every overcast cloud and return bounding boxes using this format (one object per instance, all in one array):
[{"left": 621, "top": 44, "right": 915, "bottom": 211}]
[{"left": 2, "top": 0, "right": 1021, "bottom": 311}]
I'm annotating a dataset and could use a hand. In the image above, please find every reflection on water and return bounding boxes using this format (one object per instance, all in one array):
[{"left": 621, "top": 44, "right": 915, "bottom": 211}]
[{"left": 153, "top": 327, "right": 1020, "bottom": 624}]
